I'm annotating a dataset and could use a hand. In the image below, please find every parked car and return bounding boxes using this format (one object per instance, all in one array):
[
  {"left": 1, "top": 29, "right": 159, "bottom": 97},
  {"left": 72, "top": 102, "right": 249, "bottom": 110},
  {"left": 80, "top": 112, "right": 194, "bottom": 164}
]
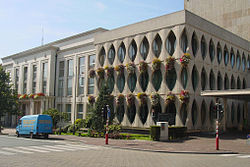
[{"left": 16, "top": 115, "right": 53, "bottom": 139}]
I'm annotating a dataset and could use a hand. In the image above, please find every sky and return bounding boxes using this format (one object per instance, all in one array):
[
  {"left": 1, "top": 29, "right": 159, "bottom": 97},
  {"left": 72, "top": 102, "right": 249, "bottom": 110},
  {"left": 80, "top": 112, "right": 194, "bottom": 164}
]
[{"left": 0, "top": 0, "right": 184, "bottom": 62}]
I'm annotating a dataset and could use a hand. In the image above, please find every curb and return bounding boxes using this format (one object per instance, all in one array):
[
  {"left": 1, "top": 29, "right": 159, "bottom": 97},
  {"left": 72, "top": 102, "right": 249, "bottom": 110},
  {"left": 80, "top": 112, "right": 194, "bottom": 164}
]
[{"left": 51, "top": 135, "right": 239, "bottom": 155}]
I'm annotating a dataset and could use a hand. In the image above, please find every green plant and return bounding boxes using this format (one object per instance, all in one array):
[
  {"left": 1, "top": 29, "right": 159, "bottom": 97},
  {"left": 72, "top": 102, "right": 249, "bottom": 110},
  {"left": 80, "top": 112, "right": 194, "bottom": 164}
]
[
  {"left": 150, "top": 92, "right": 161, "bottom": 107},
  {"left": 137, "top": 92, "right": 147, "bottom": 104},
  {"left": 168, "top": 126, "right": 187, "bottom": 140},
  {"left": 96, "top": 67, "right": 105, "bottom": 78},
  {"left": 116, "top": 94, "right": 125, "bottom": 106},
  {"left": 43, "top": 108, "right": 69, "bottom": 128},
  {"left": 180, "top": 53, "right": 191, "bottom": 67},
  {"left": 89, "top": 69, "right": 96, "bottom": 78},
  {"left": 150, "top": 126, "right": 160, "bottom": 141},
  {"left": 165, "top": 56, "right": 175, "bottom": 71},
  {"left": 165, "top": 92, "right": 175, "bottom": 104},
  {"left": 114, "top": 64, "right": 125, "bottom": 75},
  {"left": 179, "top": 90, "right": 189, "bottom": 104},
  {"left": 152, "top": 58, "right": 162, "bottom": 71},
  {"left": 105, "top": 66, "right": 114, "bottom": 77},
  {"left": 126, "top": 93, "right": 135, "bottom": 106},
  {"left": 139, "top": 61, "right": 148, "bottom": 73},
  {"left": 126, "top": 63, "right": 136, "bottom": 74}
]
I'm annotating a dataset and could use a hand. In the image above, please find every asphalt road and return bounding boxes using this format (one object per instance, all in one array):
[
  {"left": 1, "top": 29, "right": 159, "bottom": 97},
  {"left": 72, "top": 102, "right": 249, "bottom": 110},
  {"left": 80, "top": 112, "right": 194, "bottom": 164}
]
[{"left": 0, "top": 135, "right": 249, "bottom": 167}]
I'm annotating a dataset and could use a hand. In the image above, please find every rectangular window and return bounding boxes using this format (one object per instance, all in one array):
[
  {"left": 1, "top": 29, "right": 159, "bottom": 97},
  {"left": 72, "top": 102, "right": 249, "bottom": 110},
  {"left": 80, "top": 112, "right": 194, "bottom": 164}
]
[
  {"left": 32, "top": 65, "right": 37, "bottom": 93},
  {"left": 77, "top": 104, "right": 83, "bottom": 119},
  {"left": 66, "top": 104, "right": 71, "bottom": 121},
  {"left": 88, "top": 78, "right": 94, "bottom": 94},
  {"left": 23, "top": 67, "right": 28, "bottom": 94},
  {"left": 57, "top": 104, "right": 63, "bottom": 113},
  {"left": 89, "top": 55, "right": 95, "bottom": 68},
  {"left": 78, "top": 57, "right": 85, "bottom": 95},
  {"left": 58, "top": 61, "right": 65, "bottom": 96},
  {"left": 15, "top": 69, "right": 19, "bottom": 91},
  {"left": 42, "top": 62, "right": 48, "bottom": 94},
  {"left": 67, "top": 60, "right": 73, "bottom": 96}
]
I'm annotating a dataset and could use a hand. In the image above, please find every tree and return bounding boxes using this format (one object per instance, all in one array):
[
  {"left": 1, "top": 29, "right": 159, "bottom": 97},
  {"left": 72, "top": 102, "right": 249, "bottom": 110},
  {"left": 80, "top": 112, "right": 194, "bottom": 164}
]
[
  {"left": 0, "top": 65, "right": 19, "bottom": 133},
  {"left": 88, "top": 84, "right": 114, "bottom": 133},
  {"left": 42, "top": 108, "right": 68, "bottom": 128}
]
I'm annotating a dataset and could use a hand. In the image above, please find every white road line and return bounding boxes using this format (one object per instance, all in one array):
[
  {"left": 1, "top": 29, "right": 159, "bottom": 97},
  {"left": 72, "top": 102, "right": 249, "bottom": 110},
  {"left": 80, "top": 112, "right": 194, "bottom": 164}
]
[
  {"left": 66, "top": 144, "right": 100, "bottom": 149},
  {"left": 43, "top": 145, "right": 77, "bottom": 151},
  {"left": 17, "top": 146, "right": 49, "bottom": 153},
  {"left": 2, "top": 147, "right": 33, "bottom": 154},
  {"left": 29, "top": 146, "right": 63, "bottom": 152},
  {"left": 0, "top": 150, "right": 16, "bottom": 155},
  {"left": 56, "top": 145, "right": 89, "bottom": 150},
  {"left": 237, "top": 155, "right": 250, "bottom": 158},
  {"left": 219, "top": 154, "right": 239, "bottom": 157}
]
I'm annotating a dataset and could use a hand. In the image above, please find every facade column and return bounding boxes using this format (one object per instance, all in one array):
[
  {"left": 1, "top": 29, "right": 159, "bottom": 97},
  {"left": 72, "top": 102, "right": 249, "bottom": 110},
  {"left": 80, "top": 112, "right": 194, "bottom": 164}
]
[{"left": 30, "top": 100, "right": 34, "bottom": 115}]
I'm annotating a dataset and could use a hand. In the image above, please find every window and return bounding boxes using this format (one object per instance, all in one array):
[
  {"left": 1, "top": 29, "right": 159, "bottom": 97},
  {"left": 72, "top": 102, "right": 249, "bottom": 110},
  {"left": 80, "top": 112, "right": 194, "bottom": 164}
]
[
  {"left": 217, "top": 72, "right": 222, "bottom": 90},
  {"left": 42, "top": 62, "right": 48, "bottom": 94},
  {"left": 107, "top": 75, "right": 115, "bottom": 93},
  {"left": 247, "top": 55, "right": 250, "bottom": 69},
  {"left": 224, "top": 74, "right": 229, "bottom": 90},
  {"left": 127, "top": 103, "right": 136, "bottom": 124},
  {"left": 231, "top": 75, "right": 235, "bottom": 89},
  {"left": 78, "top": 57, "right": 85, "bottom": 95},
  {"left": 180, "top": 103, "right": 187, "bottom": 125},
  {"left": 118, "top": 42, "right": 126, "bottom": 63},
  {"left": 217, "top": 43, "right": 222, "bottom": 64},
  {"left": 166, "top": 30, "right": 176, "bottom": 56},
  {"left": 116, "top": 102, "right": 125, "bottom": 123},
  {"left": 23, "top": 67, "right": 28, "bottom": 94},
  {"left": 201, "top": 68, "right": 207, "bottom": 91},
  {"left": 166, "top": 68, "right": 177, "bottom": 91},
  {"left": 165, "top": 102, "right": 176, "bottom": 126},
  {"left": 231, "top": 103, "right": 235, "bottom": 124},
  {"left": 67, "top": 60, "right": 73, "bottom": 96},
  {"left": 181, "top": 67, "right": 188, "bottom": 89},
  {"left": 139, "top": 72, "right": 149, "bottom": 92},
  {"left": 237, "top": 105, "right": 241, "bottom": 124},
  {"left": 180, "top": 29, "right": 188, "bottom": 53},
  {"left": 117, "top": 73, "right": 125, "bottom": 93},
  {"left": 88, "top": 78, "right": 94, "bottom": 94},
  {"left": 242, "top": 53, "right": 246, "bottom": 71},
  {"left": 230, "top": 48, "right": 235, "bottom": 68},
  {"left": 99, "top": 47, "right": 105, "bottom": 66},
  {"left": 201, "top": 36, "right": 206, "bottom": 60},
  {"left": 191, "top": 65, "right": 198, "bottom": 91},
  {"left": 237, "top": 77, "right": 241, "bottom": 89},
  {"left": 89, "top": 55, "right": 95, "bottom": 68},
  {"left": 108, "top": 45, "right": 115, "bottom": 65},
  {"left": 128, "top": 73, "right": 137, "bottom": 92},
  {"left": 152, "top": 70, "right": 162, "bottom": 91},
  {"left": 58, "top": 61, "right": 64, "bottom": 96},
  {"left": 236, "top": 51, "right": 241, "bottom": 70},
  {"left": 66, "top": 104, "right": 71, "bottom": 122},
  {"left": 32, "top": 65, "right": 37, "bottom": 93},
  {"left": 152, "top": 34, "right": 162, "bottom": 57},
  {"left": 224, "top": 46, "right": 229, "bottom": 66},
  {"left": 139, "top": 103, "right": 148, "bottom": 125},
  {"left": 140, "top": 37, "right": 149, "bottom": 60},
  {"left": 129, "top": 40, "right": 137, "bottom": 62},
  {"left": 77, "top": 104, "right": 83, "bottom": 119},
  {"left": 15, "top": 68, "right": 19, "bottom": 91},
  {"left": 191, "top": 32, "right": 198, "bottom": 56},
  {"left": 201, "top": 100, "right": 206, "bottom": 125},
  {"left": 243, "top": 78, "right": 246, "bottom": 89},
  {"left": 209, "top": 70, "right": 215, "bottom": 90},
  {"left": 192, "top": 100, "right": 198, "bottom": 126},
  {"left": 209, "top": 39, "right": 215, "bottom": 62}
]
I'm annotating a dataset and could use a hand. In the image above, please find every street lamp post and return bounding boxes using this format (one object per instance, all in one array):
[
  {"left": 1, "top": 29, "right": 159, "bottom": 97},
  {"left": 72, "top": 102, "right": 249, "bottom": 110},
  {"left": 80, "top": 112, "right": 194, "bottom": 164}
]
[
  {"left": 105, "top": 105, "right": 110, "bottom": 145},
  {"left": 216, "top": 102, "right": 219, "bottom": 150}
]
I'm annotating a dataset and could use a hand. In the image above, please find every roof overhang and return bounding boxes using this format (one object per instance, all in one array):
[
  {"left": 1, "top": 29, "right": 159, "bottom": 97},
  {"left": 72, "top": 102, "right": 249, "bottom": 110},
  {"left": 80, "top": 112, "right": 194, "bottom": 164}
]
[{"left": 201, "top": 89, "right": 250, "bottom": 101}]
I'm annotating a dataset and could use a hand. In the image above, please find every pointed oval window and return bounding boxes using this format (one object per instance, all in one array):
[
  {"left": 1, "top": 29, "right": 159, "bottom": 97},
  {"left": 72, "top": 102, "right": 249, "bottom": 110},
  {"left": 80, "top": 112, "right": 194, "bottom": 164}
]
[
  {"left": 139, "top": 103, "right": 148, "bottom": 124},
  {"left": 108, "top": 45, "right": 115, "bottom": 65},
  {"left": 209, "top": 70, "right": 215, "bottom": 90},
  {"left": 237, "top": 105, "right": 241, "bottom": 124},
  {"left": 129, "top": 39, "right": 137, "bottom": 62},
  {"left": 201, "top": 36, "right": 207, "bottom": 60},
  {"left": 191, "top": 32, "right": 198, "bottom": 56},
  {"left": 166, "top": 68, "right": 177, "bottom": 91},
  {"left": 181, "top": 67, "right": 188, "bottom": 89},
  {"left": 180, "top": 103, "right": 187, "bottom": 125},
  {"left": 152, "top": 34, "right": 162, "bottom": 58},
  {"left": 128, "top": 73, "right": 137, "bottom": 92},
  {"left": 217, "top": 72, "right": 222, "bottom": 90},
  {"left": 117, "top": 73, "right": 125, "bottom": 93},
  {"left": 236, "top": 51, "right": 241, "bottom": 70},
  {"left": 116, "top": 103, "right": 125, "bottom": 123},
  {"left": 152, "top": 70, "right": 162, "bottom": 91},
  {"left": 247, "top": 55, "right": 250, "bottom": 69},
  {"left": 224, "top": 46, "right": 229, "bottom": 66},
  {"left": 230, "top": 48, "right": 235, "bottom": 68},
  {"left": 243, "top": 78, "right": 246, "bottom": 89},
  {"left": 192, "top": 100, "right": 198, "bottom": 126},
  {"left": 99, "top": 47, "right": 106, "bottom": 66},
  {"left": 127, "top": 103, "right": 136, "bottom": 124},
  {"left": 231, "top": 103, "right": 235, "bottom": 124},
  {"left": 166, "top": 30, "right": 176, "bottom": 56},
  {"left": 165, "top": 102, "right": 176, "bottom": 126},
  {"left": 180, "top": 29, "right": 188, "bottom": 53},
  {"left": 118, "top": 42, "right": 126, "bottom": 63},
  {"left": 201, "top": 68, "right": 207, "bottom": 91},
  {"left": 201, "top": 100, "right": 207, "bottom": 126},
  {"left": 192, "top": 65, "right": 199, "bottom": 91},
  {"left": 209, "top": 101, "right": 215, "bottom": 123},
  {"left": 217, "top": 42, "right": 222, "bottom": 64},
  {"left": 224, "top": 74, "right": 229, "bottom": 90},
  {"left": 231, "top": 75, "right": 235, "bottom": 89},
  {"left": 209, "top": 39, "right": 215, "bottom": 62},
  {"left": 107, "top": 75, "right": 114, "bottom": 93},
  {"left": 98, "top": 78, "right": 105, "bottom": 91},
  {"left": 242, "top": 53, "right": 246, "bottom": 72},
  {"left": 139, "top": 72, "right": 149, "bottom": 92},
  {"left": 237, "top": 77, "right": 241, "bottom": 89},
  {"left": 140, "top": 37, "right": 149, "bottom": 60}
]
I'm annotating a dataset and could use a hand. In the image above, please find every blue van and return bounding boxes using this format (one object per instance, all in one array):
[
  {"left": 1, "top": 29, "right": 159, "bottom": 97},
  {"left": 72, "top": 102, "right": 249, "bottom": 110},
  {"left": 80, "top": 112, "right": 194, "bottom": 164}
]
[{"left": 16, "top": 115, "right": 53, "bottom": 139}]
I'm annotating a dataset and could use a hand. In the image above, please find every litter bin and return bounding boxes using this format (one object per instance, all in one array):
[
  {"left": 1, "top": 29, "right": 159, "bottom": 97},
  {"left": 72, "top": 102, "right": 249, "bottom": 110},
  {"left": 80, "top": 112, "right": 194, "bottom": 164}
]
[{"left": 156, "top": 122, "right": 168, "bottom": 141}]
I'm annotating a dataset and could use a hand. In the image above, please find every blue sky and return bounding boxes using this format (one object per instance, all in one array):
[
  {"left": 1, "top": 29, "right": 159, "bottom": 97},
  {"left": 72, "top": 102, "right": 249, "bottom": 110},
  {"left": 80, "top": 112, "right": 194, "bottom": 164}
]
[{"left": 0, "top": 0, "right": 183, "bottom": 62}]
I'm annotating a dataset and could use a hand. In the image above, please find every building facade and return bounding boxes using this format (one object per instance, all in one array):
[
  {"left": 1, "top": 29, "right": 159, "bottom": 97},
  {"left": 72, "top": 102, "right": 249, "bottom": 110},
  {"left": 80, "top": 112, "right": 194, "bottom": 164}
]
[{"left": 1, "top": 10, "right": 249, "bottom": 131}]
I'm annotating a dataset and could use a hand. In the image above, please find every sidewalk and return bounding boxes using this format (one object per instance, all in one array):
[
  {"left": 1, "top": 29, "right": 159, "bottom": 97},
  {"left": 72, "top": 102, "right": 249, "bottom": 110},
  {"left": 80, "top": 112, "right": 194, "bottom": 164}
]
[{"left": 2, "top": 128, "right": 250, "bottom": 154}]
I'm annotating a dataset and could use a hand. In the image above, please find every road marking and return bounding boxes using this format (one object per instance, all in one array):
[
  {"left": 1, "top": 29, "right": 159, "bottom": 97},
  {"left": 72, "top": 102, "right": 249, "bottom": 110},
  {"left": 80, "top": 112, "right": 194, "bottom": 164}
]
[
  {"left": 56, "top": 145, "right": 89, "bottom": 150},
  {"left": 43, "top": 145, "right": 78, "bottom": 151},
  {"left": 29, "top": 145, "right": 64, "bottom": 152},
  {"left": 0, "top": 150, "right": 16, "bottom": 155},
  {"left": 17, "top": 146, "right": 50, "bottom": 153},
  {"left": 237, "top": 155, "right": 250, "bottom": 158},
  {"left": 66, "top": 144, "right": 100, "bottom": 150},
  {"left": 219, "top": 154, "right": 239, "bottom": 157},
  {"left": 2, "top": 147, "right": 33, "bottom": 154}
]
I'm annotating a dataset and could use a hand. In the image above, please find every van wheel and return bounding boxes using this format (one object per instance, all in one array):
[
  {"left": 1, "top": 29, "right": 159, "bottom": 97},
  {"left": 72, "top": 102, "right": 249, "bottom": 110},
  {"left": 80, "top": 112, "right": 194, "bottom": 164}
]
[
  {"left": 44, "top": 134, "right": 48, "bottom": 139},
  {"left": 17, "top": 132, "right": 20, "bottom": 137},
  {"left": 30, "top": 132, "right": 33, "bottom": 139}
]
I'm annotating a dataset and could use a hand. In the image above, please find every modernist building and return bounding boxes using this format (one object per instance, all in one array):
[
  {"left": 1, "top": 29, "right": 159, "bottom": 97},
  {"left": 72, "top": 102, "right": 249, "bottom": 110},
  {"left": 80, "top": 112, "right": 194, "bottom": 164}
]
[{"left": 1, "top": 10, "right": 249, "bottom": 131}]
